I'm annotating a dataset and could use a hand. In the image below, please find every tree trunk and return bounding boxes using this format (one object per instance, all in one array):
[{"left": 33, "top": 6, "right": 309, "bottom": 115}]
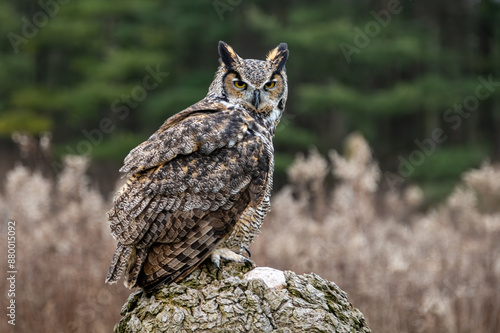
[{"left": 114, "top": 263, "right": 371, "bottom": 333}]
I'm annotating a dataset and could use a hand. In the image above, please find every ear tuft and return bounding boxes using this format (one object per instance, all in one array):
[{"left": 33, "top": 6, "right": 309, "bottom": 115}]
[
  {"left": 218, "top": 41, "right": 240, "bottom": 69},
  {"left": 267, "top": 43, "right": 289, "bottom": 72}
]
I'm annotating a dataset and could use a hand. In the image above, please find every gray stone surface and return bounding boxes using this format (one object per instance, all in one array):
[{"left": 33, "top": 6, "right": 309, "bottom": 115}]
[{"left": 115, "top": 263, "right": 371, "bottom": 333}]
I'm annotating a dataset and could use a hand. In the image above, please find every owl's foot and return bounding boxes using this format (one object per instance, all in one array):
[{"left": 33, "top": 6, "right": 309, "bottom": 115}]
[{"left": 211, "top": 248, "right": 254, "bottom": 271}]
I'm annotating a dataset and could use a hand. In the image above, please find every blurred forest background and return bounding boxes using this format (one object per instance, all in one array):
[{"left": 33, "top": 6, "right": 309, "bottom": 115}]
[{"left": 1, "top": 0, "right": 500, "bottom": 332}]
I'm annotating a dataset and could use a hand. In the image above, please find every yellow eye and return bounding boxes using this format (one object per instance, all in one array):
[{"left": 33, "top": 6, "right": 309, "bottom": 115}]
[
  {"left": 264, "top": 81, "right": 276, "bottom": 89},
  {"left": 233, "top": 80, "right": 247, "bottom": 89}
]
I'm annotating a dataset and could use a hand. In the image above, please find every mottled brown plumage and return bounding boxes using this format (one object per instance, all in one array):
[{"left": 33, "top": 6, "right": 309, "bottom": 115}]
[{"left": 106, "top": 41, "right": 288, "bottom": 291}]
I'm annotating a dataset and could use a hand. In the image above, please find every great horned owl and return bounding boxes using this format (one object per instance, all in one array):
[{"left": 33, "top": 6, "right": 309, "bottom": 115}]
[{"left": 106, "top": 41, "right": 289, "bottom": 291}]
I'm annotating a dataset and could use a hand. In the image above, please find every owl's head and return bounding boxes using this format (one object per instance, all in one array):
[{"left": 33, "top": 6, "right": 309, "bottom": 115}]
[{"left": 209, "top": 41, "right": 288, "bottom": 121}]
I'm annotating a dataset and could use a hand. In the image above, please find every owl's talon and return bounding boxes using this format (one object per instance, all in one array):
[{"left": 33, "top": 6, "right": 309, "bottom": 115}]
[
  {"left": 211, "top": 255, "right": 222, "bottom": 271},
  {"left": 243, "top": 257, "right": 255, "bottom": 269},
  {"left": 243, "top": 246, "right": 251, "bottom": 258}
]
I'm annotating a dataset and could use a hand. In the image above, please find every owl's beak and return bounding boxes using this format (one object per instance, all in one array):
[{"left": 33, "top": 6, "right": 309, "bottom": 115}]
[{"left": 252, "top": 90, "right": 260, "bottom": 109}]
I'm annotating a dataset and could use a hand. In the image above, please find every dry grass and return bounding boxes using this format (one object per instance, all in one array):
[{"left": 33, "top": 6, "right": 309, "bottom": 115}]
[
  {"left": 0, "top": 155, "right": 129, "bottom": 333},
  {"left": 1, "top": 133, "right": 499, "bottom": 332},
  {"left": 253, "top": 132, "right": 500, "bottom": 333}
]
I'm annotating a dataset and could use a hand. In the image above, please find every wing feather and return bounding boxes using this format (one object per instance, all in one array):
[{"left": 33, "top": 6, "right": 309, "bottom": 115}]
[{"left": 120, "top": 101, "right": 249, "bottom": 176}]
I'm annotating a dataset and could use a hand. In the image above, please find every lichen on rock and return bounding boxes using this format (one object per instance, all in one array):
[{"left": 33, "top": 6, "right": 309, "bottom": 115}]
[{"left": 114, "top": 263, "right": 371, "bottom": 333}]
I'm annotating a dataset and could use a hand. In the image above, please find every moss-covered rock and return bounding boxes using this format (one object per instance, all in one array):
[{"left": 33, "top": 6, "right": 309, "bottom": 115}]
[{"left": 115, "top": 263, "right": 371, "bottom": 333}]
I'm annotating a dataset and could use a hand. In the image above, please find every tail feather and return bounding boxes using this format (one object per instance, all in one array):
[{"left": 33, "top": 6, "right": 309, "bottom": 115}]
[
  {"left": 124, "top": 247, "right": 148, "bottom": 289},
  {"left": 105, "top": 243, "right": 132, "bottom": 284}
]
